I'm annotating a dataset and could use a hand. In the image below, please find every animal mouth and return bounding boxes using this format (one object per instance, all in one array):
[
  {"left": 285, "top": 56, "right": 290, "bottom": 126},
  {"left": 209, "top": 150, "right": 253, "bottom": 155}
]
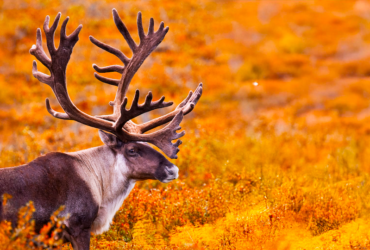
[{"left": 162, "top": 179, "right": 174, "bottom": 183}]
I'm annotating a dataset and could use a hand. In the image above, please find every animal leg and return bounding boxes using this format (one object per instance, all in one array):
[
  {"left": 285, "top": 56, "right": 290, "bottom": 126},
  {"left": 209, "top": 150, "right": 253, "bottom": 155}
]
[{"left": 70, "top": 228, "right": 91, "bottom": 250}]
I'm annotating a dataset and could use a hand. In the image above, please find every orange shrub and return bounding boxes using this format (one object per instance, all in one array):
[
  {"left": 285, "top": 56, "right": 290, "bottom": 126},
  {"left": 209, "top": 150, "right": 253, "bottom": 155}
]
[{"left": 2, "top": 0, "right": 370, "bottom": 249}]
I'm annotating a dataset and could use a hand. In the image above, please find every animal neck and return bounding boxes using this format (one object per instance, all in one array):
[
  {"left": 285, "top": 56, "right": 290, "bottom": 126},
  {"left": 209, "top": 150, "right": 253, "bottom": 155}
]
[
  {"left": 68, "top": 146, "right": 136, "bottom": 234},
  {"left": 68, "top": 146, "right": 136, "bottom": 205}
]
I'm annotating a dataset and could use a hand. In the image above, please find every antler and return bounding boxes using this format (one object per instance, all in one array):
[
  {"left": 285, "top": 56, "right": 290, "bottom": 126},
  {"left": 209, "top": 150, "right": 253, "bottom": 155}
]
[
  {"left": 91, "top": 9, "right": 203, "bottom": 132},
  {"left": 90, "top": 9, "right": 172, "bottom": 121},
  {"left": 30, "top": 10, "right": 203, "bottom": 159}
]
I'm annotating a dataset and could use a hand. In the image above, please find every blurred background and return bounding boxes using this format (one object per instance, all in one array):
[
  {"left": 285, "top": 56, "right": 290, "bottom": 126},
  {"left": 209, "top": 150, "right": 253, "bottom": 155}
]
[{"left": 1, "top": 0, "right": 370, "bottom": 249}]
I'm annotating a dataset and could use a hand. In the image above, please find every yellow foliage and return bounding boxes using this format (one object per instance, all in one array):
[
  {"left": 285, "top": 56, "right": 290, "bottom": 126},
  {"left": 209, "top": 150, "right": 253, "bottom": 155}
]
[{"left": 277, "top": 218, "right": 370, "bottom": 250}]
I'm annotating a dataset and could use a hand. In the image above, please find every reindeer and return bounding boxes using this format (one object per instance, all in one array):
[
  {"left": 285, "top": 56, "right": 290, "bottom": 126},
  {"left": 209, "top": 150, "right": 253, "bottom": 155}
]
[{"left": 0, "top": 9, "right": 202, "bottom": 250}]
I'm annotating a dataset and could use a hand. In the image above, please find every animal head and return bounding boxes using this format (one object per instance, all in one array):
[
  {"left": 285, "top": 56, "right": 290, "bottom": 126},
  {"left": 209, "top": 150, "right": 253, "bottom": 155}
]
[{"left": 98, "top": 130, "right": 178, "bottom": 183}]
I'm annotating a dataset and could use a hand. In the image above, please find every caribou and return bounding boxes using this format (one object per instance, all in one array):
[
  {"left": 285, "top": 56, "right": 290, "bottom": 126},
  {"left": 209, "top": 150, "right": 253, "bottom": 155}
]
[{"left": 0, "top": 9, "right": 202, "bottom": 250}]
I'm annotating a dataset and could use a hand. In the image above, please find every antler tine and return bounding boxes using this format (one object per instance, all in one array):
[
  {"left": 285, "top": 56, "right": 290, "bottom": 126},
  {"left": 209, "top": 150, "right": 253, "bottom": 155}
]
[
  {"left": 46, "top": 98, "right": 71, "bottom": 120},
  {"left": 112, "top": 8, "right": 138, "bottom": 53},
  {"left": 148, "top": 18, "right": 154, "bottom": 35},
  {"left": 93, "top": 64, "right": 124, "bottom": 74},
  {"left": 30, "top": 29, "right": 51, "bottom": 69},
  {"left": 93, "top": 72, "right": 120, "bottom": 86},
  {"left": 60, "top": 17, "right": 82, "bottom": 48},
  {"left": 137, "top": 12, "right": 145, "bottom": 42},
  {"left": 29, "top": 24, "right": 54, "bottom": 86},
  {"left": 60, "top": 17, "right": 69, "bottom": 41},
  {"left": 89, "top": 36, "right": 130, "bottom": 65},
  {"left": 31, "top": 61, "right": 53, "bottom": 86},
  {"left": 177, "top": 82, "right": 203, "bottom": 115},
  {"left": 43, "top": 13, "right": 61, "bottom": 55}
]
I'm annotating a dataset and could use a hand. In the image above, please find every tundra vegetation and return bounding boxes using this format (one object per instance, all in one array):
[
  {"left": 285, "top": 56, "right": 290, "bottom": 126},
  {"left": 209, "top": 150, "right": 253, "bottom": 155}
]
[{"left": 1, "top": 0, "right": 370, "bottom": 249}]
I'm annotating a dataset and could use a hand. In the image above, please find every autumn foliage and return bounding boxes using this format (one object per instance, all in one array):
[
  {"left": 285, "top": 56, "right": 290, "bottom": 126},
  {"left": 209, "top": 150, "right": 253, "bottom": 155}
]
[{"left": 1, "top": 0, "right": 370, "bottom": 249}]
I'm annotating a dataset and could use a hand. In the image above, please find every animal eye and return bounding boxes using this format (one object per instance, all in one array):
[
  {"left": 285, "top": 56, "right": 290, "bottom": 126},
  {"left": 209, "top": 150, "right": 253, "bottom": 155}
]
[{"left": 128, "top": 148, "right": 136, "bottom": 154}]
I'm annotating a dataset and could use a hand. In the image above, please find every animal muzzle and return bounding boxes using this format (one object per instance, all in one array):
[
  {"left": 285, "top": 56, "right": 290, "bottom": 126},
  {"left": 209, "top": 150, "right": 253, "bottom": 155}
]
[{"left": 161, "top": 165, "right": 179, "bottom": 183}]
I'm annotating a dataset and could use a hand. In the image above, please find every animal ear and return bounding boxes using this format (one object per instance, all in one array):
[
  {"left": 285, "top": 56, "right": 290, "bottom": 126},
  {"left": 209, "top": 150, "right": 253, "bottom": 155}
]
[{"left": 98, "top": 130, "right": 123, "bottom": 148}]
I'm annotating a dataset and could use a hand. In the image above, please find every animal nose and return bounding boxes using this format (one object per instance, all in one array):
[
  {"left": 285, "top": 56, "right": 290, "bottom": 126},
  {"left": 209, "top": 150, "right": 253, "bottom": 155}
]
[
  {"left": 165, "top": 165, "right": 179, "bottom": 179},
  {"left": 166, "top": 168, "right": 174, "bottom": 175}
]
